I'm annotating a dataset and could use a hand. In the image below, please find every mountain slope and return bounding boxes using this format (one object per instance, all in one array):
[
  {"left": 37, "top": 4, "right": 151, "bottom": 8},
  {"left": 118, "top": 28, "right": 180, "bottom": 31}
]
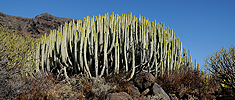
[{"left": 0, "top": 12, "right": 78, "bottom": 38}]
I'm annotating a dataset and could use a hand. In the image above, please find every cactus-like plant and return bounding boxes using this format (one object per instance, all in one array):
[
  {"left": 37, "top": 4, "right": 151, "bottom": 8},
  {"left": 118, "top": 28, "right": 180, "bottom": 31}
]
[{"left": 33, "top": 12, "right": 198, "bottom": 80}]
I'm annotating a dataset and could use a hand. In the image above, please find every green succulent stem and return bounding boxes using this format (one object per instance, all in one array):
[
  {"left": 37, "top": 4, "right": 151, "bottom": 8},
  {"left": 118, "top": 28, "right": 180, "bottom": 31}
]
[{"left": 33, "top": 12, "right": 196, "bottom": 80}]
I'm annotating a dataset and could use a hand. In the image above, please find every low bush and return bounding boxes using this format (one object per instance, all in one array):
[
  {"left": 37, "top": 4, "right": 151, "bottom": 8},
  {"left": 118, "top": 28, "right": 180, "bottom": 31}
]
[
  {"left": 156, "top": 68, "right": 220, "bottom": 99},
  {"left": 204, "top": 45, "right": 235, "bottom": 99},
  {"left": 0, "top": 27, "right": 38, "bottom": 76}
]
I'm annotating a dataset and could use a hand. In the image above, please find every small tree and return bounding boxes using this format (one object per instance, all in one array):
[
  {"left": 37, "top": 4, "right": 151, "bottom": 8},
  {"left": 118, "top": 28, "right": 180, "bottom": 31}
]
[{"left": 204, "top": 45, "right": 235, "bottom": 91}]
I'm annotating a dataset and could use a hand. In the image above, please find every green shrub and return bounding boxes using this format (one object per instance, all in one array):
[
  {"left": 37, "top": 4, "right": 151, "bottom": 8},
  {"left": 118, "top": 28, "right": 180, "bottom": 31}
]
[
  {"left": 0, "top": 27, "right": 38, "bottom": 76},
  {"left": 204, "top": 45, "right": 235, "bottom": 97}
]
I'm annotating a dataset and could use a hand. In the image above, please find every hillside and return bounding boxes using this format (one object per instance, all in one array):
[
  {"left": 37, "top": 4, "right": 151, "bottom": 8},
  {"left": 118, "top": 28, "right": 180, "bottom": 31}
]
[{"left": 0, "top": 12, "right": 78, "bottom": 38}]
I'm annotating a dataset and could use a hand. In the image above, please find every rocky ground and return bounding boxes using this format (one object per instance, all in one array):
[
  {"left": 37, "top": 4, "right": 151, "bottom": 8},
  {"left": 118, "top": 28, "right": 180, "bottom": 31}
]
[{"left": 0, "top": 70, "right": 200, "bottom": 100}]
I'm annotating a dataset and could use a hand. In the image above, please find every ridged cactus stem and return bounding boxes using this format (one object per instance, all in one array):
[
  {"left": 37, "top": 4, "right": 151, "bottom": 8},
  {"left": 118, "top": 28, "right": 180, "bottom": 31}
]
[
  {"left": 100, "top": 32, "right": 108, "bottom": 77},
  {"left": 117, "top": 43, "right": 120, "bottom": 74},
  {"left": 126, "top": 25, "right": 130, "bottom": 60},
  {"left": 183, "top": 47, "right": 187, "bottom": 68},
  {"left": 74, "top": 31, "right": 79, "bottom": 72},
  {"left": 127, "top": 43, "right": 135, "bottom": 81},
  {"left": 84, "top": 37, "right": 92, "bottom": 77},
  {"left": 124, "top": 42, "right": 128, "bottom": 71},
  {"left": 46, "top": 41, "right": 50, "bottom": 72},
  {"left": 114, "top": 36, "right": 119, "bottom": 74},
  {"left": 159, "top": 41, "right": 163, "bottom": 76},
  {"left": 99, "top": 16, "right": 103, "bottom": 53},
  {"left": 161, "top": 61, "right": 164, "bottom": 77},
  {"left": 79, "top": 31, "right": 84, "bottom": 72},
  {"left": 94, "top": 32, "right": 99, "bottom": 78},
  {"left": 149, "top": 28, "right": 154, "bottom": 63},
  {"left": 155, "top": 56, "right": 158, "bottom": 78},
  {"left": 148, "top": 36, "right": 154, "bottom": 70},
  {"left": 63, "top": 66, "right": 69, "bottom": 79},
  {"left": 107, "top": 28, "right": 115, "bottom": 54},
  {"left": 68, "top": 23, "right": 73, "bottom": 54},
  {"left": 174, "top": 54, "right": 177, "bottom": 71},
  {"left": 41, "top": 37, "right": 45, "bottom": 71},
  {"left": 61, "top": 33, "right": 68, "bottom": 67},
  {"left": 135, "top": 17, "right": 138, "bottom": 44},
  {"left": 143, "top": 32, "right": 146, "bottom": 63},
  {"left": 33, "top": 12, "right": 196, "bottom": 80},
  {"left": 90, "top": 21, "right": 94, "bottom": 56},
  {"left": 197, "top": 63, "right": 200, "bottom": 74},
  {"left": 167, "top": 50, "right": 170, "bottom": 76}
]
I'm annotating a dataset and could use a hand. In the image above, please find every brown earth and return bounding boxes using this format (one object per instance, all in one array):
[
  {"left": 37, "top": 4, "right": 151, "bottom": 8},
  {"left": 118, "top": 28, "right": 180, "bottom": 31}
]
[{"left": 0, "top": 12, "right": 79, "bottom": 38}]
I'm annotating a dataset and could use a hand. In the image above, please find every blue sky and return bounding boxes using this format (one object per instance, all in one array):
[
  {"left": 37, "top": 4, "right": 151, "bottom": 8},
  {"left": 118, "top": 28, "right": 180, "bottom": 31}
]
[{"left": 1, "top": 0, "right": 234, "bottom": 70}]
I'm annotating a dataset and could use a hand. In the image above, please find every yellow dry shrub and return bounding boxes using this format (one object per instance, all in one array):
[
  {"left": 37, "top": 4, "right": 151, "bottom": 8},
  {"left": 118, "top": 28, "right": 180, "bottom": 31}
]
[{"left": 0, "top": 27, "right": 39, "bottom": 76}]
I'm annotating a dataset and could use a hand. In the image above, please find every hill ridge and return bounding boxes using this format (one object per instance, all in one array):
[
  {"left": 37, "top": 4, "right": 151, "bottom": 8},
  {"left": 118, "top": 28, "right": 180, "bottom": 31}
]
[{"left": 0, "top": 12, "right": 79, "bottom": 38}]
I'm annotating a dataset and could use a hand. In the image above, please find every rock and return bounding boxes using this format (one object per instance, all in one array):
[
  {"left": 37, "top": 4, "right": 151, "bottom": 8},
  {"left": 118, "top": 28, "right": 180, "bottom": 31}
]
[
  {"left": 54, "top": 97, "right": 63, "bottom": 100},
  {"left": 106, "top": 92, "right": 133, "bottom": 100},
  {"left": 69, "top": 93, "right": 85, "bottom": 100},
  {"left": 0, "top": 12, "right": 79, "bottom": 38},
  {"left": 138, "top": 95, "right": 149, "bottom": 100},
  {"left": 133, "top": 72, "right": 156, "bottom": 92},
  {"left": 132, "top": 72, "right": 171, "bottom": 99},
  {"left": 178, "top": 86, "right": 187, "bottom": 98},
  {"left": 169, "top": 93, "right": 178, "bottom": 100},
  {"left": 152, "top": 83, "right": 170, "bottom": 100},
  {"left": 92, "top": 97, "right": 99, "bottom": 100},
  {"left": 181, "top": 93, "right": 199, "bottom": 100},
  {"left": 141, "top": 88, "right": 150, "bottom": 96},
  {"left": 128, "top": 85, "right": 141, "bottom": 99},
  {"left": 132, "top": 72, "right": 170, "bottom": 100}
]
